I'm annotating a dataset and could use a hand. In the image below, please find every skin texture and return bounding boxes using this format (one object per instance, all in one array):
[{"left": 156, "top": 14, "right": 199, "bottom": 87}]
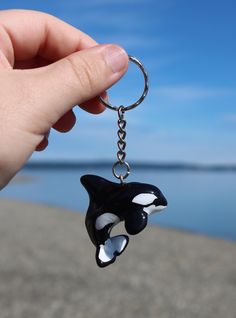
[{"left": 0, "top": 10, "right": 129, "bottom": 189}]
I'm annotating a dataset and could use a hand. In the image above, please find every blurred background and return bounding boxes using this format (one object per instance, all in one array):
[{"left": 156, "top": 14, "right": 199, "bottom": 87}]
[
  {"left": 0, "top": 1, "right": 236, "bottom": 318},
  {"left": 1, "top": 0, "right": 235, "bottom": 239}
]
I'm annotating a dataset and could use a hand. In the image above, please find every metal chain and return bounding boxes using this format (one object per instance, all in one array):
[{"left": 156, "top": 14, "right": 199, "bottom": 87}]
[{"left": 112, "top": 106, "right": 130, "bottom": 184}]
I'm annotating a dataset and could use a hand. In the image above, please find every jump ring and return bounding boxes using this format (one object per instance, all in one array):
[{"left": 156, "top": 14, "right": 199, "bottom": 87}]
[
  {"left": 99, "top": 55, "right": 149, "bottom": 111},
  {"left": 112, "top": 161, "right": 130, "bottom": 180}
]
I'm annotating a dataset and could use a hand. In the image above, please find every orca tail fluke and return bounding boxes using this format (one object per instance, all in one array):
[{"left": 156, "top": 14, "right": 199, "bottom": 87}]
[{"left": 96, "top": 235, "right": 129, "bottom": 268}]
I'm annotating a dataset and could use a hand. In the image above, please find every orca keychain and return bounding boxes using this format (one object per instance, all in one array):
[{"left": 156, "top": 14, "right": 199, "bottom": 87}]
[{"left": 81, "top": 56, "right": 168, "bottom": 268}]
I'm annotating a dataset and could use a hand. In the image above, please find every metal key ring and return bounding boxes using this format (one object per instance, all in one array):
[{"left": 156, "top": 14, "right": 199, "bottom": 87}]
[
  {"left": 112, "top": 161, "right": 130, "bottom": 181},
  {"left": 99, "top": 55, "right": 149, "bottom": 111}
]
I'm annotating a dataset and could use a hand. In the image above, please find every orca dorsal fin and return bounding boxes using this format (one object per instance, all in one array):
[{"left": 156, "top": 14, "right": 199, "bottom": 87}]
[{"left": 81, "top": 175, "right": 118, "bottom": 202}]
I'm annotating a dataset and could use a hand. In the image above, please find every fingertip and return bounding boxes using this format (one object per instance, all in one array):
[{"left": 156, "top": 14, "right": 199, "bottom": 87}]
[
  {"left": 102, "top": 44, "right": 129, "bottom": 76},
  {"left": 79, "top": 92, "right": 108, "bottom": 114},
  {"left": 36, "top": 137, "right": 48, "bottom": 151},
  {"left": 53, "top": 110, "right": 76, "bottom": 132}
]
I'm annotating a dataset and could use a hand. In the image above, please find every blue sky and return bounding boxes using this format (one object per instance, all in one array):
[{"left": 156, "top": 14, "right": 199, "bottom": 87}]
[{"left": 1, "top": 0, "right": 236, "bottom": 163}]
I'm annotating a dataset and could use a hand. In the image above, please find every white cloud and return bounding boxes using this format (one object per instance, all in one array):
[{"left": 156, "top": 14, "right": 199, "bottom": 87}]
[
  {"left": 68, "top": 0, "right": 177, "bottom": 9},
  {"left": 145, "top": 55, "right": 180, "bottom": 70},
  {"left": 34, "top": 122, "right": 236, "bottom": 165},
  {"left": 100, "top": 34, "right": 163, "bottom": 50},
  {"left": 75, "top": 11, "right": 158, "bottom": 33},
  {"left": 91, "top": 0, "right": 149, "bottom": 4},
  {"left": 223, "top": 113, "right": 236, "bottom": 123},
  {"left": 153, "top": 85, "right": 236, "bottom": 102}
]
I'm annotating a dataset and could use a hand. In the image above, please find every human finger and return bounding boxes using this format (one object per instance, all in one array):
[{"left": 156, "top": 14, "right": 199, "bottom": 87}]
[
  {"left": 21, "top": 44, "right": 128, "bottom": 133},
  {"left": 35, "top": 137, "right": 49, "bottom": 151},
  {"left": 0, "top": 9, "right": 97, "bottom": 66},
  {"left": 79, "top": 91, "right": 108, "bottom": 114},
  {"left": 53, "top": 110, "right": 76, "bottom": 132}
]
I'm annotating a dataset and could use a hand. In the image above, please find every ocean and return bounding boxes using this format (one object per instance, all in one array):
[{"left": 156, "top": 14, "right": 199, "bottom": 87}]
[{"left": 1, "top": 165, "right": 236, "bottom": 241}]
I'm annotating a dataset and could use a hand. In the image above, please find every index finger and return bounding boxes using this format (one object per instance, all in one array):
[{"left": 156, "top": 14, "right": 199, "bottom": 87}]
[{"left": 0, "top": 9, "right": 97, "bottom": 66}]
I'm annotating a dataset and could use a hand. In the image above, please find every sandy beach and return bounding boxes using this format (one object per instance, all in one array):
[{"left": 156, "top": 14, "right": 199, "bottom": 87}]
[{"left": 0, "top": 198, "right": 235, "bottom": 318}]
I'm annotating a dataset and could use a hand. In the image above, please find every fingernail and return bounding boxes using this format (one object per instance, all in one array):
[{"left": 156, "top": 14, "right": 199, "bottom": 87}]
[{"left": 103, "top": 45, "right": 128, "bottom": 73}]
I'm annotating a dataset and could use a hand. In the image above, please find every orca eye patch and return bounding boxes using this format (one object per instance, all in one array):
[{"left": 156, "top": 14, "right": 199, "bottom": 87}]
[
  {"left": 132, "top": 193, "right": 158, "bottom": 206},
  {"left": 143, "top": 198, "right": 159, "bottom": 207}
]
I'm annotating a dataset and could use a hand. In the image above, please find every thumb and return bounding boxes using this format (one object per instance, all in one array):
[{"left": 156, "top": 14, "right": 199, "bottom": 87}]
[{"left": 29, "top": 44, "right": 128, "bottom": 127}]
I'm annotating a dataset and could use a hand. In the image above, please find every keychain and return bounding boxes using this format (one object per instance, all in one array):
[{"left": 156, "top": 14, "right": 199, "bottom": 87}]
[{"left": 81, "top": 56, "right": 168, "bottom": 268}]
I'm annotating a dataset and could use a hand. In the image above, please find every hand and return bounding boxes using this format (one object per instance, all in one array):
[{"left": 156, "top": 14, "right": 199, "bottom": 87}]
[{"left": 0, "top": 10, "right": 128, "bottom": 189}]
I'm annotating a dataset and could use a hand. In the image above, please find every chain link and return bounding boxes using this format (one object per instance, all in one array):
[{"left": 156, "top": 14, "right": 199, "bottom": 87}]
[{"left": 112, "top": 106, "right": 130, "bottom": 183}]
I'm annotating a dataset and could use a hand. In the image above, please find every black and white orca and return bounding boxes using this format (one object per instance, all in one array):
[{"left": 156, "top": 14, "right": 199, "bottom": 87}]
[{"left": 81, "top": 174, "right": 167, "bottom": 268}]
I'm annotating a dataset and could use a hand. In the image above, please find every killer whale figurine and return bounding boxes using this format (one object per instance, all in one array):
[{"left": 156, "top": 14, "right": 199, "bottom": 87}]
[{"left": 81, "top": 174, "right": 168, "bottom": 268}]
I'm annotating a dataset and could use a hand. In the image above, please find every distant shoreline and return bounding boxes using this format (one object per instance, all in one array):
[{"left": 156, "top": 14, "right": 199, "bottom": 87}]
[{"left": 24, "top": 161, "right": 236, "bottom": 172}]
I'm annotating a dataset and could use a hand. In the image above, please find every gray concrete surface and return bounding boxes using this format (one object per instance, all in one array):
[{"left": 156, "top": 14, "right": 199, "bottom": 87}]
[{"left": 0, "top": 199, "right": 235, "bottom": 318}]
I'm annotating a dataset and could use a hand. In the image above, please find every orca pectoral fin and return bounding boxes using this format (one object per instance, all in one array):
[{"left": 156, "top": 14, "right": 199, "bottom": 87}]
[
  {"left": 96, "top": 235, "right": 129, "bottom": 268},
  {"left": 125, "top": 210, "right": 148, "bottom": 235}
]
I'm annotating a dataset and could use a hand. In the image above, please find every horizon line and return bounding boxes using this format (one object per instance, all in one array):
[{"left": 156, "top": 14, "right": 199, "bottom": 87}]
[{"left": 25, "top": 160, "right": 236, "bottom": 171}]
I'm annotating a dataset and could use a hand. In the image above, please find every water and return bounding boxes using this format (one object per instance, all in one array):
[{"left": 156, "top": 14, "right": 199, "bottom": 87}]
[{"left": 1, "top": 167, "right": 236, "bottom": 241}]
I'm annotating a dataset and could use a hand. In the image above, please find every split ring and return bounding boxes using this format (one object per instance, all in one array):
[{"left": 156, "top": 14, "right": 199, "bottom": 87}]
[
  {"left": 112, "top": 161, "right": 130, "bottom": 181},
  {"left": 99, "top": 55, "right": 149, "bottom": 111}
]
